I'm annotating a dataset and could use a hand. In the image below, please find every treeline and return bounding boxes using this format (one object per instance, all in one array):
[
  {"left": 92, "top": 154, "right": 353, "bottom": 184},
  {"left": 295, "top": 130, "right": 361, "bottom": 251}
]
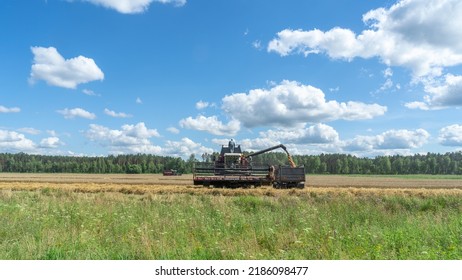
[
  {"left": 1, "top": 151, "right": 462, "bottom": 175},
  {"left": 254, "top": 152, "right": 462, "bottom": 175},
  {"left": 0, "top": 153, "right": 194, "bottom": 174}
]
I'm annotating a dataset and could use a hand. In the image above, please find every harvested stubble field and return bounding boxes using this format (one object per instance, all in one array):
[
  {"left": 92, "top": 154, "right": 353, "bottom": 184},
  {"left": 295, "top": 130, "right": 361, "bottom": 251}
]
[
  {"left": 1, "top": 173, "right": 462, "bottom": 260},
  {"left": 1, "top": 173, "right": 462, "bottom": 197}
]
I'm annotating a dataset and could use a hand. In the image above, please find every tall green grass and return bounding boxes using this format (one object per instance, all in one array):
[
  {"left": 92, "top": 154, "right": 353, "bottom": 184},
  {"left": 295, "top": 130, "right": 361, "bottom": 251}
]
[{"left": 0, "top": 189, "right": 461, "bottom": 259}]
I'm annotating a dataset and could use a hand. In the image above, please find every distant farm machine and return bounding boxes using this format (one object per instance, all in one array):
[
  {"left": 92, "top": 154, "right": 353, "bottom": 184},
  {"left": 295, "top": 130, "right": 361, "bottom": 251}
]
[
  {"left": 162, "top": 169, "right": 182, "bottom": 176},
  {"left": 193, "top": 139, "right": 305, "bottom": 188}
]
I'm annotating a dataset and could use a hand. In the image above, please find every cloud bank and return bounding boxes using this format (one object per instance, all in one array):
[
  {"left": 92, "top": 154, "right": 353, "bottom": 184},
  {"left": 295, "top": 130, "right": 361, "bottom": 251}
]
[
  {"left": 222, "top": 80, "right": 386, "bottom": 128},
  {"left": 85, "top": 122, "right": 161, "bottom": 154},
  {"left": 268, "top": 0, "right": 462, "bottom": 111},
  {"left": 179, "top": 115, "right": 241, "bottom": 136},
  {"left": 343, "top": 129, "right": 430, "bottom": 152},
  {"left": 268, "top": 0, "right": 462, "bottom": 78}
]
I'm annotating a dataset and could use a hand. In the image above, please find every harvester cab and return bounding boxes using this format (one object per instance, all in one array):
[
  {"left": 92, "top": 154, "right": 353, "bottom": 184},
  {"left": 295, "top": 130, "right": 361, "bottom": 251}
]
[{"left": 216, "top": 140, "right": 243, "bottom": 168}]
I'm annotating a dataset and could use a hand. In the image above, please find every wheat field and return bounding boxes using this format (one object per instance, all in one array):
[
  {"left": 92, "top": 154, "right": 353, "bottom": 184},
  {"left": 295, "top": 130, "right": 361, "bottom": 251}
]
[{"left": 0, "top": 173, "right": 461, "bottom": 198}]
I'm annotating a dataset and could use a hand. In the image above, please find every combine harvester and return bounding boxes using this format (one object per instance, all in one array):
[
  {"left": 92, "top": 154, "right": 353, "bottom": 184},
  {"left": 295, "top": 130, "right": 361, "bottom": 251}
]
[
  {"left": 193, "top": 139, "right": 305, "bottom": 188},
  {"left": 162, "top": 169, "right": 182, "bottom": 176}
]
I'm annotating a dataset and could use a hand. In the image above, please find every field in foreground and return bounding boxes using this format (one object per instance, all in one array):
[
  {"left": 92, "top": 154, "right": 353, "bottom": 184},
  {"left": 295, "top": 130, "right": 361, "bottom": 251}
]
[{"left": 0, "top": 174, "right": 461, "bottom": 259}]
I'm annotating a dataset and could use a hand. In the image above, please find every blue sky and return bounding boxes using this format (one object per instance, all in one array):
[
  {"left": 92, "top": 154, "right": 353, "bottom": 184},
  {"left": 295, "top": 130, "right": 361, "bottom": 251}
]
[{"left": 1, "top": 0, "right": 462, "bottom": 158}]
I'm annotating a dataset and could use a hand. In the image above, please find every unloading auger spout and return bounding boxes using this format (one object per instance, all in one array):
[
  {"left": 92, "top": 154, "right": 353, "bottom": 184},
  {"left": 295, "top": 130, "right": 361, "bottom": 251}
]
[{"left": 245, "top": 144, "right": 296, "bottom": 168}]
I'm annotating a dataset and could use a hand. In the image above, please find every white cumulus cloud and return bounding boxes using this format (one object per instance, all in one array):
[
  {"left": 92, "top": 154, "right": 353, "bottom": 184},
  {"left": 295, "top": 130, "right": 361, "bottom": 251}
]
[
  {"left": 179, "top": 115, "right": 241, "bottom": 136},
  {"left": 30, "top": 46, "right": 104, "bottom": 89},
  {"left": 222, "top": 80, "right": 386, "bottom": 127},
  {"left": 406, "top": 74, "right": 462, "bottom": 110},
  {"left": 195, "top": 100, "right": 209, "bottom": 110},
  {"left": 343, "top": 129, "right": 430, "bottom": 152},
  {"left": 85, "top": 122, "right": 161, "bottom": 154},
  {"left": 79, "top": 0, "right": 186, "bottom": 14},
  {"left": 57, "top": 108, "right": 96, "bottom": 120},
  {"left": 0, "top": 130, "right": 68, "bottom": 154},
  {"left": 0, "top": 130, "right": 36, "bottom": 153},
  {"left": 0, "top": 106, "right": 20, "bottom": 113},
  {"left": 104, "top": 108, "right": 132, "bottom": 118},
  {"left": 268, "top": 0, "right": 462, "bottom": 78},
  {"left": 163, "top": 138, "right": 214, "bottom": 158},
  {"left": 439, "top": 124, "right": 462, "bottom": 146},
  {"left": 39, "top": 137, "right": 64, "bottom": 149},
  {"left": 260, "top": 124, "right": 340, "bottom": 144}
]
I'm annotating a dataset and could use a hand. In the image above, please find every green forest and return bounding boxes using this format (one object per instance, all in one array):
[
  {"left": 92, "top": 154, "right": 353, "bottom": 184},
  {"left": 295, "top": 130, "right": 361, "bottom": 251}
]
[{"left": 1, "top": 151, "right": 462, "bottom": 175}]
